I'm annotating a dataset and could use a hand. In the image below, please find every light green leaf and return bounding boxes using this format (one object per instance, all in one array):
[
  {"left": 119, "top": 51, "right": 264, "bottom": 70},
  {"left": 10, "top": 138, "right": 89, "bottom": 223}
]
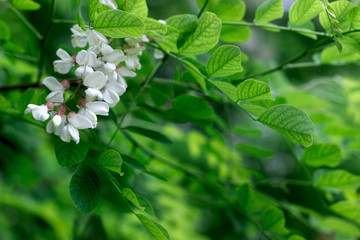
[
  {"left": 302, "top": 143, "right": 341, "bottom": 167},
  {"left": 97, "top": 149, "right": 122, "bottom": 175},
  {"left": 258, "top": 104, "right": 315, "bottom": 147},
  {"left": 179, "top": 12, "right": 222, "bottom": 56},
  {"left": 317, "top": 170, "right": 360, "bottom": 190},
  {"left": 13, "top": 0, "right": 41, "bottom": 11},
  {"left": 321, "top": 37, "right": 360, "bottom": 63},
  {"left": 330, "top": 201, "right": 360, "bottom": 225},
  {"left": 214, "top": 0, "right": 246, "bottom": 21},
  {"left": 55, "top": 138, "right": 89, "bottom": 167},
  {"left": 89, "top": 0, "right": 100, "bottom": 21},
  {"left": 78, "top": 13, "right": 87, "bottom": 31},
  {"left": 123, "top": 0, "right": 148, "bottom": 17},
  {"left": 141, "top": 17, "right": 167, "bottom": 36},
  {"left": 255, "top": 0, "right": 283, "bottom": 23},
  {"left": 188, "top": 67, "right": 207, "bottom": 92},
  {"left": 0, "top": 21, "right": 11, "bottom": 41},
  {"left": 70, "top": 165, "right": 101, "bottom": 213},
  {"left": 319, "top": 1, "right": 357, "bottom": 31},
  {"left": 207, "top": 45, "right": 243, "bottom": 77},
  {"left": 240, "top": 104, "right": 267, "bottom": 117},
  {"left": 319, "top": 217, "right": 360, "bottom": 236},
  {"left": 157, "top": 14, "right": 198, "bottom": 53},
  {"left": 136, "top": 214, "right": 170, "bottom": 240},
  {"left": 221, "top": 25, "right": 251, "bottom": 43},
  {"left": 237, "top": 79, "right": 272, "bottom": 101},
  {"left": 93, "top": 10, "right": 145, "bottom": 38},
  {"left": 288, "top": 235, "right": 306, "bottom": 240},
  {"left": 261, "top": 207, "right": 289, "bottom": 234},
  {"left": 289, "top": 0, "right": 323, "bottom": 26},
  {"left": 123, "top": 188, "right": 144, "bottom": 209},
  {"left": 211, "top": 80, "right": 238, "bottom": 102}
]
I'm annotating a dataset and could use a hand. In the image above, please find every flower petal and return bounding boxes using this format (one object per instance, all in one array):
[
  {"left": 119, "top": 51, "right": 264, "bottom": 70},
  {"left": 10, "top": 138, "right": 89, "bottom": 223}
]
[
  {"left": 68, "top": 125, "right": 80, "bottom": 144},
  {"left": 84, "top": 71, "right": 107, "bottom": 89},
  {"left": 46, "top": 91, "right": 64, "bottom": 103},
  {"left": 43, "top": 77, "right": 64, "bottom": 91},
  {"left": 103, "top": 89, "right": 119, "bottom": 107},
  {"left": 86, "top": 101, "right": 109, "bottom": 116},
  {"left": 54, "top": 60, "right": 73, "bottom": 74},
  {"left": 117, "top": 67, "right": 136, "bottom": 77},
  {"left": 68, "top": 114, "right": 93, "bottom": 129},
  {"left": 99, "top": 0, "right": 118, "bottom": 9},
  {"left": 56, "top": 48, "right": 72, "bottom": 61},
  {"left": 60, "top": 125, "right": 71, "bottom": 143}
]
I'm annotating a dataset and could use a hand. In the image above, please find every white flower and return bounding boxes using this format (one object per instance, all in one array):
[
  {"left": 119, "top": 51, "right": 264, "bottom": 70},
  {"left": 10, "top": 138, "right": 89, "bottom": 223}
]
[
  {"left": 46, "top": 114, "right": 66, "bottom": 136},
  {"left": 43, "top": 77, "right": 65, "bottom": 104},
  {"left": 154, "top": 49, "right": 164, "bottom": 59},
  {"left": 75, "top": 65, "right": 94, "bottom": 78},
  {"left": 60, "top": 114, "right": 93, "bottom": 144},
  {"left": 83, "top": 71, "right": 108, "bottom": 101},
  {"left": 125, "top": 54, "right": 142, "bottom": 70},
  {"left": 116, "top": 67, "right": 135, "bottom": 83},
  {"left": 88, "top": 30, "right": 108, "bottom": 49},
  {"left": 101, "top": 62, "right": 118, "bottom": 82},
  {"left": 71, "top": 24, "right": 88, "bottom": 48},
  {"left": 102, "top": 79, "right": 127, "bottom": 107},
  {"left": 53, "top": 48, "right": 74, "bottom": 74},
  {"left": 78, "top": 101, "right": 109, "bottom": 128},
  {"left": 24, "top": 104, "right": 50, "bottom": 121},
  {"left": 101, "top": 44, "right": 125, "bottom": 65},
  {"left": 99, "top": 0, "right": 118, "bottom": 9},
  {"left": 76, "top": 50, "right": 97, "bottom": 67}
]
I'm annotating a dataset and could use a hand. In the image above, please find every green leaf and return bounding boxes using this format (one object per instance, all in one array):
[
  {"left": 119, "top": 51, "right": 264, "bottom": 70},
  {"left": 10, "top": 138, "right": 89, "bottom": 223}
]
[
  {"left": 240, "top": 104, "right": 267, "bottom": 117},
  {"left": 143, "top": 170, "right": 168, "bottom": 181},
  {"left": 18, "top": 88, "right": 36, "bottom": 113},
  {"left": 319, "top": 1, "right": 357, "bottom": 31},
  {"left": 136, "top": 214, "right": 170, "bottom": 240},
  {"left": 221, "top": 25, "right": 251, "bottom": 43},
  {"left": 78, "top": 13, "right": 87, "bottom": 31},
  {"left": 0, "top": 94, "right": 11, "bottom": 110},
  {"left": 214, "top": 0, "right": 246, "bottom": 21},
  {"left": 157, "top": 14, "right": 198, "bottom": 53},
  {"left": 122, "top": 154, "right": 146, "bottom": 170},
  {"left": 237, "top": 79, "right": 272, "bottom": 101},
  {"left": 70, "top": 165, "right": 101, "bottom": 213},
  {"left": 236, "top": 144, "right": 274, "bottom": 158},
  {"left": 0, "top": 21, "right": 11, "bottom": 41},
  {"left": 261, "top": 206, "right": 289, "bottom": 234},
  {"left": 319, "top": 217, "right": 360, "bottom": 236},
  {"left": 148, "top": 82, "right": 173, "bottom": 106},
  {"left": 289, "top": 0, "right": 323, "bottom": 26},
  {"left": 55, "top": 138, "right": 89, "bottom": 167},
  {"left": 211, "top": 80, "right": 238, "bottom": 102},
  {"left": 93, "top": 10, "right": 145, "bottom": 38},
  {"left": 188, "top": 67, "right": 207, "bottom": 92},
  {"left": 125, "top": 127, "right": 172, "bottom": 144},
  {"left": 288, "top": 236, "right": 306, "bottom": 240},
  {"left": 330, "top": 201, "right": 360, "bottom": 225},
  {"left": 97, "top": 149, "right": 123, "bottom": 175},
  {"left": 321, "top": 37, "right": 360, "bottom": 63},
  {"left": 317, "top": 170, "right": 360, "bottom": 190},
  {"left": 179, "top": 12, "right": 222, "bottom": 56},
  {"left": 172, "top": 95, "right": 214, "bottom": 121},
  {"left": 258, "top": 104, "right": 315, "bottom": 147},
  {"left": 13, "top": 0, "right": 41, "bottom": 11},
  {"left": 141, "top": 17, "right": 167, "bottom": 36},
  {"left": 302, "top": 143, "right": 341, "bottom": 167},
  {"left": 255, "top": 0, "right": 284, "bottom": 23},
  {"left": 123, "top": 0, "right": 148, "bottom": 17},
  {"left": 122, "top": 188, "right": 143, "bottom": 209},
  {"left": 207, "top": 45, "right": 243, "bottom": 77},
  {"left": 89, "top": 0, "right": 100, "bottom": 21}
]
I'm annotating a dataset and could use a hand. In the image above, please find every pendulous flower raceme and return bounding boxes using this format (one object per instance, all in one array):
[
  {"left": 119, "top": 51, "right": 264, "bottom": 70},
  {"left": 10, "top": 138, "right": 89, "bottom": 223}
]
[{"left": 25, "top": 23, "right": 153, "bottom": 144}]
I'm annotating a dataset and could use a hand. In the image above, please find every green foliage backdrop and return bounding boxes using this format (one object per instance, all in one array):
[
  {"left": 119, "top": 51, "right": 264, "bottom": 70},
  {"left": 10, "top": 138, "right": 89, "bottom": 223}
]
[{"left": 1, "top": 0, "right": 360, "bottom": 239}]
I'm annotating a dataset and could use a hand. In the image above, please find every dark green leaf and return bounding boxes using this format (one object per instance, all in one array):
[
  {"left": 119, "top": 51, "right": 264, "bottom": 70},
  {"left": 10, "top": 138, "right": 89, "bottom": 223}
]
[
  {"left": 55, "top": 138, "right": 89, "bottom": 167},
  {"left": 70, "top": 165, "right": 101, "bottom": 213},
  {"left": 302, "top": 143, "right": 341, "bottom": 167},
  {"left": 97, "top": 149, "right": 123, "bottom": 175},
  {"left": 136, "top": 214, "right": 170, "bottom": 240}
]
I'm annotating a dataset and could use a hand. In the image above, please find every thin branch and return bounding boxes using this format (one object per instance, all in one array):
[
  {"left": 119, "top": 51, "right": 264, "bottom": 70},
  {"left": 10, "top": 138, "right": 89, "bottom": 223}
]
[
  {"left": 197, "top": 0, "right": 210, "bottom": 18},
  {"left": 222, "top": 21, "right": 331, "bottom": 37},
  {"left": 0, "top": 82, "right": 42, "bottom": 91},
  {"left": 2, "top": 2, "right": 43, "bottom": 40}
]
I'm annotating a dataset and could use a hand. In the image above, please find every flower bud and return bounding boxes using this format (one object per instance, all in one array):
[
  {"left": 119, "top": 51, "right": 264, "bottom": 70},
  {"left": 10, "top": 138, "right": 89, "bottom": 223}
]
[
  {"left": 52, "top": 114, "right": 62, "bottom": 127},
  {"left": 72, "top": 55, "right": 77, "bottom": 64},
  {"left": 56, "top": 105, "right": 66, "bottom": 117},
  {"left": 77, "top": 98, "right": 87, "bottom": 108},
  {"left": 122, "top": 44, "right": 131, "bottom": 50},
  {"left": 45, "top": 102, "right": 55, "bottom": 111},
  {"left": 61, "top": 80, "right": 70, "bottom": 91},
  {"left": 67, "top": 111, "right": 76, "bottom": 120}
]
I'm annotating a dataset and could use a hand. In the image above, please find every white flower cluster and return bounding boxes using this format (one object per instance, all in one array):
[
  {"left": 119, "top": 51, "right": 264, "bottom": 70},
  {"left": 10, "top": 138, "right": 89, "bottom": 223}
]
[{"left": 25, "top": 23, "right": 150, "bottom": 144}]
